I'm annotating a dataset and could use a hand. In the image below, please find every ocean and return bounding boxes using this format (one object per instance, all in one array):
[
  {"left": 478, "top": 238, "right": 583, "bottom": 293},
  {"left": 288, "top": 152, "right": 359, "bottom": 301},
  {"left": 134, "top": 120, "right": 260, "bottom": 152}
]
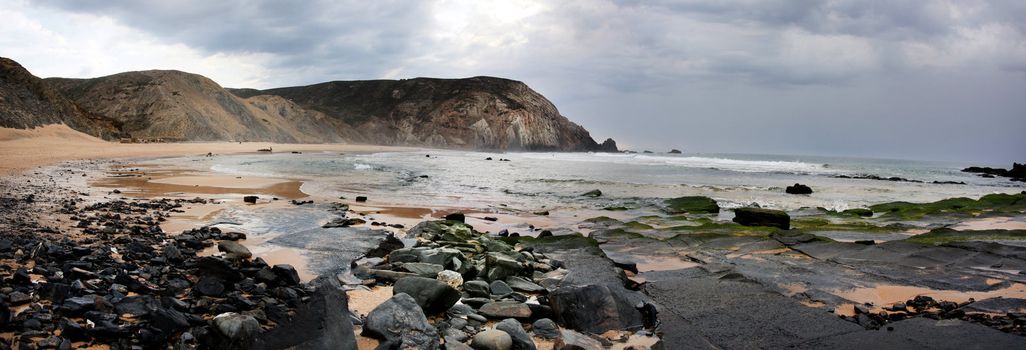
[{"left": 171, "top": 150, "right": 1024, "bottom": 212}]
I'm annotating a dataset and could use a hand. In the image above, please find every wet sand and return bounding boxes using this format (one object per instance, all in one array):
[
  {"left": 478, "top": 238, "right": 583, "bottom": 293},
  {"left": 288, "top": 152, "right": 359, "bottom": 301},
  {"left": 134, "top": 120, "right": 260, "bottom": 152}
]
[
  {"left": 832, "top": 283, "right": 1026, "bottom": 316},
  {"left": 0, "top": 124, "right": 414, "bottom": 175}
]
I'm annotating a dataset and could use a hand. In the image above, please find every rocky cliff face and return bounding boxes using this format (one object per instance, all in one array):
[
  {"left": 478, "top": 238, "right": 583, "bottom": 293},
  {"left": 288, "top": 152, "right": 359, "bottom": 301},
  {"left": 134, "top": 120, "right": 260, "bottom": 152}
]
[
  {"left": 232, "top": 77, "right": 614, "bottom": 151},
  {"left": 2, "top": 57, "right": 615, "bottom": 151},
  {"left": 0, "top": 58, "right": 121, "bottom": 138},
  {"left": 46, "top": 71, "right": 354, "bottom": 143}
]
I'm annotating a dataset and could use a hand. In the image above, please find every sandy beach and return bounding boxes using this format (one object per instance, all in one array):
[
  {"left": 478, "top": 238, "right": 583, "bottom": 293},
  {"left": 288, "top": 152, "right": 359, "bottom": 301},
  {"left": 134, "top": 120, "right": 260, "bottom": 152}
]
[
  {"left": 2, "top": 125, "right": 1026, "bottom": 349},
  {"left": 0, "top": 124, "right": 413, "bottom": 175}
]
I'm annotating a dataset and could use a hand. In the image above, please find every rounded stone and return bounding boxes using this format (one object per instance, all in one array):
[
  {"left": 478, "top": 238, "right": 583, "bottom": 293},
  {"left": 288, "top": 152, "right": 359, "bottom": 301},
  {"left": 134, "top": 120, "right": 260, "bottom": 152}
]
[{"left": 471, "top": 329, "right": 513, "bottom": 350}]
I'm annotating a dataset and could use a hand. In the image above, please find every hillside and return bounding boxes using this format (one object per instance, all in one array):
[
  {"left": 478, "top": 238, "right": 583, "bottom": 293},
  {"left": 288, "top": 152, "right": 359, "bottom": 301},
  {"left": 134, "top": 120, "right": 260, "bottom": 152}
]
[
  {"left": 46, "top": 71, "right": 357, "bottom": 143},
  {"left": 1, "top": 57, "right": 615, "bottom": 151},
  {"left": 0, "top": 58, "right": 121, "bottom": 138},
  {"left": 231, "top": 77, "right": 616, "bottom": 151}
]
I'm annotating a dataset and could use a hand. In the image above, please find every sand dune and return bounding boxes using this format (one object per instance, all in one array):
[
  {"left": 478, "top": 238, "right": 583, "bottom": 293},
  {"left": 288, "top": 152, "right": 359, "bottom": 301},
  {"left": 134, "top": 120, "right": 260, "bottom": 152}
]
[{"left": 0, "top": 124, "right": 412, "bottom": 175}]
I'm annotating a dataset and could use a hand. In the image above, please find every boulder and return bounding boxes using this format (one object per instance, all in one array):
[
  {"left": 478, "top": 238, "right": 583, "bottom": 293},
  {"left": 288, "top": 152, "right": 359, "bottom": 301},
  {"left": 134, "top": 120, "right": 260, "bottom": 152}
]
[
  {"left": 257, "top": 275, "right": 358, "bottom": 350},
  {"left": 366, "top": 233, "right": 404, "bottom": 258},
  {"left": 553, "top": 329, "right": 602, "bottom": 350},
  {"left": 464, "top": 280, "right": 491, "bottom": 298},
  {"left": 663, "top": 196, "right": 719, "bottom": 214},
  {"left": 548, "top": 284, "right": 646, "bottom": 333},
  {"left": 272, "top": 264, "right": 302, "bottom": 285},
  {"left": 471, "top": 329, "right": 513, "bottom": 350},
  {"left": 505, "top": 277, "right": 545, "bottom": 293},
  {"left": 581, "top": 189, "right": 602, "bottom": 197},
  {"left": 732, "top": 208, "right": 790, "bottom": 229},
  {"left": 490, "top": 280, "right": 514, "bottom": 296},
  {"left": 404, "top": 262, "right": 445, "bottom": 277},
  {"left": 479, "top": 302, "right": 532, "bottom": 319},
  {"left": 445, "top": 212, "right": 467, "bottom": 223},
  {"left": 495, "top": 318, "right": 536, "bottom": 350},
  {"left": 394, "top": 276, "right": 462, "bottom": 314},
  {"left": 211, "top": 313, "right": 260, "bottom": 350},
  {"left": 363, "top": 293, "right": 440, "bottom": 349},
  {"left": 243, "top": 196, "right": 258, "bottom": 204},
  {"left": 785, "top": 183, "right": 813, "bottom": 195},
  {"left": 411, "top": 220, "right": 477, "bottom": 242},
  {"left": 217, "top": 241, "right": 252, "bottom": 260},
  {"left": 485, "top": 253, "right": 524, "bottom": 282},
  {"left": 668, "top": 149, "right": 682, "bottom": 154},
  {"left": 437, "top": 270, "right": 464, "bottom": 289},
  {"left": 531, "top": 318, "right": 559, "bottom": 339}
]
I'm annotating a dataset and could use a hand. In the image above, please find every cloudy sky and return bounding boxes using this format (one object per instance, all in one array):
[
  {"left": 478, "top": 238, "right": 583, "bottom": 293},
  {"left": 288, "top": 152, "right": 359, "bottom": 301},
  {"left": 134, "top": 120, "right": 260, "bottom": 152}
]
[{"left": 3, "top": 0, "right": 1025, "bottom": 163}]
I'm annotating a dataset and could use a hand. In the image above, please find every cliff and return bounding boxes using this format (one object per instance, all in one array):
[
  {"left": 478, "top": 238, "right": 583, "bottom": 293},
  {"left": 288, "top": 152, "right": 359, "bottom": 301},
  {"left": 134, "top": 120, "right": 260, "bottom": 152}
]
[
  {"left": 1, "top": 57, "right": 615, "bottom": 151},
  {"left": 0, "top": 58, "right": 121, "bottom": 138},
  {"left": 232, "top": 77, "right": 614, "bottom": 151}
]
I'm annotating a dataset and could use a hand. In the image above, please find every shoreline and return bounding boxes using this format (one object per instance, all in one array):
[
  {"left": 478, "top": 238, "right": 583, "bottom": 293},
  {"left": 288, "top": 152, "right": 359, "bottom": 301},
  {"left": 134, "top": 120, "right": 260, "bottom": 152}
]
[
  {"left": 2, "top": 131, "right": 1026, "bottom": 348},
  {"left": 0, "top": 124, "right": 418, "bottom": 176}
]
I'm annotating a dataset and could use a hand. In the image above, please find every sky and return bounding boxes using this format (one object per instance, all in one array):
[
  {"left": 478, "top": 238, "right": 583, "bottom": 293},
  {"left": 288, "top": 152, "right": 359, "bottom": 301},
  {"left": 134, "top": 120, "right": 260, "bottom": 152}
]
[{"left": 2, "top": 0, "right": 1025, "bottom": 164}]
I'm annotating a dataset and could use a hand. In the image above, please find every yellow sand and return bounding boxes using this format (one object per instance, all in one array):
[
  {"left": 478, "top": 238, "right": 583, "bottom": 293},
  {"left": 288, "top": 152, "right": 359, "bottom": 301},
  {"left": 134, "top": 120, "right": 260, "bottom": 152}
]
[{"left": 0, "top": 124, "right": 414, "bottom": 175}]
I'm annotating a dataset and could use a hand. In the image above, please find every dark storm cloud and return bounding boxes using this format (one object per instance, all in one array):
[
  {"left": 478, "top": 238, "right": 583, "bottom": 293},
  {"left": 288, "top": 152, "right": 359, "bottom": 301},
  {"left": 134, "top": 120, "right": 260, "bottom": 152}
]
[
  {"left": 20, "top": 0, "right": 1026, "bottom": 162},
  {"left": 38, "top": 0, "right": 433, "bottom": 80}
]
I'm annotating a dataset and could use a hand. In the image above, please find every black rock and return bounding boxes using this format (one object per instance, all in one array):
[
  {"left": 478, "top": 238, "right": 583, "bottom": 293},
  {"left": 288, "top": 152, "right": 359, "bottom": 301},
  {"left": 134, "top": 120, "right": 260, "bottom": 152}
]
[
  {"left": 365, "top": 233, "right": 404, "bottom": 258},
  {"left": 12, "top": 268, "right": 31, "bottom": 285},
  {"left": 445, "top": 212, "right": 466, "bottom": 223},
  {"left": 531, "top": 318, "right": 559, "bottom": 339},
  {"left": 548, "top": 284, "right": 647, "bottom": 333},
  {"left": 496, "top": 318, "right": 537, "bottom": 350},
  {"left": 363, "top": 293, "right": 439, "bottom": 349},
  {"left": 272, "top": 264, "right": 302, "bottom": 286},
  {"left": 257, "top": 275, "right": 358, "bottom": 350},
  {"left": 490, "top": 280, "right": 514, "bottom": 296},
  {"left": 581, "top": 189, "right": 602, "bottom": 197},
  {"left": 464, "top": 280, "right": 491, "bottom": 298},
  {"left": 149, "top": 307, "right": 190, "bottom": 340},
  {"left": 393, "top": 276, "right": 461, "bottom": 314},
  {"left": 243, "top": 196, "right": 258, "bottom": 204},
  {"left": 194, "top": 276, "right": 226, "bottom": 297},
  {"left": 0, "top": 301, "right": 9, "bottom": 328},
  {"left": 732, "top": 207, "right": 790, "bottom": 229},
  {"left": 785, "top": 183, "right": 813, "bottom": 195},
  {"left": 8, "top": 291, "right": 31, "bottom": 305},
  {"left": 355, "top": 196, "right": 368, "bottom": 202}
]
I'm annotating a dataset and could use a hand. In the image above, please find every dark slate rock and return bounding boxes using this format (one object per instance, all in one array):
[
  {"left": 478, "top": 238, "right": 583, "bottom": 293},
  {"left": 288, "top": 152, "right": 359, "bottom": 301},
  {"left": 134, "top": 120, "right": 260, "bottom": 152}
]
[
  {"left": 363, "top": 293, "right": 440, "bottom": 349},
  {"left": 548, "top": 284, "right": 646, "bottom": 333},
  {"left": 732, "top": 207, "right": 790, "bottom": 229},
  {"left": 531, "top": 318, "right": 559, "bottom": 339},
  {"left": 194, "top": 276, "right": 226, "bottom": 297},
  {"left": 272, "top": 264, "right": 302, "bottom": 286},
  {"left": 479, "top": 302, "right": 532, "bottom": 319},
  {"left": 505, "top": 277, "right": 545, "bottom": 293},
  {"left": 785, "top": 183, "right": 813, "bottom": 195},
  {"left": 495, "top": 318, "right": 536, "bottom": 350},
  {"left": 490, "top": 280, "right": 514, "bottom": 296},
  {"left": 394, "top": 276, "right": 461, "bottom": 314},
  {"left": 257, "top": 275, "right": 358, "bottom": 350},
  {"left": 464, "top": 280, "right": 491, "bottom": 298},
  {"left": 445, "top": 212, "right": 466, "bottom": 223},
  {"left": 554, "top": 329, "right": 603, "bottom": 350}
]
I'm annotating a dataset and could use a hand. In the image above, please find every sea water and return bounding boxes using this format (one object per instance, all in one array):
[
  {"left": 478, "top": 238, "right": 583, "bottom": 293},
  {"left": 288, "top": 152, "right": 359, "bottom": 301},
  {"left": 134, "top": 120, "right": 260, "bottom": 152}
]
[{"left": 189, "top": 150, "right": 1023, "bottom": 212}]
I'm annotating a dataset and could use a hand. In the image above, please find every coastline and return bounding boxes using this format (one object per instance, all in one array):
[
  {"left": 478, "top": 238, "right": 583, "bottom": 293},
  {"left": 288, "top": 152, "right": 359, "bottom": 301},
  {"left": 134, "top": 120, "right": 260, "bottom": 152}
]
[
  {"left": 0, "top": 124, "right": 417, "bottom": 175},
  {"left": 2, "top": 127, "right": 1026, "bottom": 348}
]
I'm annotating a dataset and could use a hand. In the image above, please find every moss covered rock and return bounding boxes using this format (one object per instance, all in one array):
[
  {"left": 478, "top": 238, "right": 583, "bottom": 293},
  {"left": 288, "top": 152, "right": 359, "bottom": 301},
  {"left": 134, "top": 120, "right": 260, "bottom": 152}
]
[{"left": 664, "top": 196, "right": 720, "bottom": 214}]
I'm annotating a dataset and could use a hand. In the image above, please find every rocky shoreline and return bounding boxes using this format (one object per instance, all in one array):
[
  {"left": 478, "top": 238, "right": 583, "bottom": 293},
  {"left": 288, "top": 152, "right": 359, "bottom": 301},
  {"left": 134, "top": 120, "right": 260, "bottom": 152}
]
[{"left": 2, "top": 161, "right": 1026, "bottom": 349}]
